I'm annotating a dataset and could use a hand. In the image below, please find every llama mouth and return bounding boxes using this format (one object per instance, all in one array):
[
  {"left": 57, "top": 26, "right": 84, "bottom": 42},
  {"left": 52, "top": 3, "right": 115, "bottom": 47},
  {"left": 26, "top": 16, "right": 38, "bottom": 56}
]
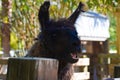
[{"left": 70, "top": 53, "right": 78, "bottom": 59}]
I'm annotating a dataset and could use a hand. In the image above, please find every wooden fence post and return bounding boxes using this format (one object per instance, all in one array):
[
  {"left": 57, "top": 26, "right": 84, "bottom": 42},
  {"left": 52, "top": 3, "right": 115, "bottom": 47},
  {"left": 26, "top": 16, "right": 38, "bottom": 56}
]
[{"left": 6, "top": 58, "right": 58, "bottom": 80}]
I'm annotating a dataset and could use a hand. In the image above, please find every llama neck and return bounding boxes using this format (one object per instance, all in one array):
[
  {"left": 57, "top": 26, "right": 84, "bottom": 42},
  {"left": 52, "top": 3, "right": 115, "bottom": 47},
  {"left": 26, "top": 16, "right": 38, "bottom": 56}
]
[{"left": 58, "top": 61, "right": 74, "bottom": 80}]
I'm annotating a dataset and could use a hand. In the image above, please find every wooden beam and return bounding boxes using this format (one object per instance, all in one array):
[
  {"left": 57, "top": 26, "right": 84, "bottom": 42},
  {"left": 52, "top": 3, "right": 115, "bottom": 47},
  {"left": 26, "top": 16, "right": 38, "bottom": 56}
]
[{"left": 116, "top": 9, "right": 120, "bottom": 54}]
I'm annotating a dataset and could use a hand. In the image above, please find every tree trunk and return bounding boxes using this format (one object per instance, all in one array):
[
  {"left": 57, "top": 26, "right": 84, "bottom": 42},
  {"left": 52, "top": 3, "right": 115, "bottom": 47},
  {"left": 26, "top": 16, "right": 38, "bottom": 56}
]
[
  {"left": 7, "top": 58, "right": 58, "bottom": 80},
  {"left": 1, "top": 0, "right": 12, "bottom": 56}
]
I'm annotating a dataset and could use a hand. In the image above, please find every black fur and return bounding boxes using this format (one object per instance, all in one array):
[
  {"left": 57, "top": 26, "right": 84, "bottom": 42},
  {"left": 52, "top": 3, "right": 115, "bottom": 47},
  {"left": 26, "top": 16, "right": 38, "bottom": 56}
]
[{"left": 26, "top": 1, "right": 84, "bottom": 80}]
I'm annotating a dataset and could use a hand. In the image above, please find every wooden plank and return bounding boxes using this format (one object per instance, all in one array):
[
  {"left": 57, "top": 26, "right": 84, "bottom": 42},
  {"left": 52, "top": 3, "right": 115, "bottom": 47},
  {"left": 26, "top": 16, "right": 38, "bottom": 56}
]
[
  {"left": 111, "top": 58, "right": 120, "bottom": 64},
  {"left": 99, "top": 54, "right": 120, "bottom": 58},
  {"left": 73, "top": 72, "right": 90, "bottom": 80},
  {"left": 108, "top": 64, "right": 115, "bottom": 77},
  {"left": 74, "top": 58, "right": 90, "bottom": 66},
  {"left": 6, "top": 58, "right": 58, "bottom": 80},
  {"left": 116, "top": 10, "right": 120, "bottom": 54},
  {"left": 98, "top": 54, "right": 120, "bottom": 64}
]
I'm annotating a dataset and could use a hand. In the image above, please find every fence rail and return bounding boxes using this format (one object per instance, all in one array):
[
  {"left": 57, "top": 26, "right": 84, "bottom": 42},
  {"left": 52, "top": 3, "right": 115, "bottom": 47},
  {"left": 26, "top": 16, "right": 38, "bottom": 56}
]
[{"left": 73, "top": 57, "right": 90, "bottom": 80}]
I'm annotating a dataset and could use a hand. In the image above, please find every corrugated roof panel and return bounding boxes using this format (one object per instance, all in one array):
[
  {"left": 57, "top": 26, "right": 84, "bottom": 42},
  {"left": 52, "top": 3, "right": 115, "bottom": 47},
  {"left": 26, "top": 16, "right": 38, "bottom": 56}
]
[{"left": 75, "top": 11, "right": 110, "bottom": 41}]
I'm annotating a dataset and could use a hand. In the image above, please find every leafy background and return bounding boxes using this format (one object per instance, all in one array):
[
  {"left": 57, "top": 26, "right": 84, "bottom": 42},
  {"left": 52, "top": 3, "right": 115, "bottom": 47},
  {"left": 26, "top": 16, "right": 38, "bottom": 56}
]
[{"left": 0, "top": 0, "right": 120, "bottom": 55}]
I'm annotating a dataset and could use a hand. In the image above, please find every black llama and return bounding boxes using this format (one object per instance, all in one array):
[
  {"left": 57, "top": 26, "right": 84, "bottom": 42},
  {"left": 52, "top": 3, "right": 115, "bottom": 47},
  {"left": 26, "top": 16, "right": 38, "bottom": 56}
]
[{"left": 26, "top": 1, "right": 85, "bottom": 80}]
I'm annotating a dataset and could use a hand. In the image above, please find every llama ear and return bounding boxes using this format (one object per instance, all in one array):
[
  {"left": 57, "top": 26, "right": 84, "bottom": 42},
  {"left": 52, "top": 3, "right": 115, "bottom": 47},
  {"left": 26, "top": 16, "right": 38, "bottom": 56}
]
[
  {"left": 38, "top": 1, "right": 50, "bottom": 30},
  {"left": 68, "top": 2, "right": 85, "bottom": 24}
]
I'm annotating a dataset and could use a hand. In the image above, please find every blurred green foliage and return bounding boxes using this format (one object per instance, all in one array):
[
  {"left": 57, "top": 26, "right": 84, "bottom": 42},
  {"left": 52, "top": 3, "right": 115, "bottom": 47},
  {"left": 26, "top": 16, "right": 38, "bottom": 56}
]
[
  {"left": 109, "top": 13, "right": 117, "bottom": 50},
  {"left": 0, "top": 0, "right": 119, "bottom": 52}
]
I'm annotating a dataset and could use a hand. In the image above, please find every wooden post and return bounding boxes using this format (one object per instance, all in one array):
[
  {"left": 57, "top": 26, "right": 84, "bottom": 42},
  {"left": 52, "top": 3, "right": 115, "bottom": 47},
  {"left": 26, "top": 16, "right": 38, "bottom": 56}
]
[
  {"left": 6, "top": 58, "right": 58, "bottom": 80},
  {"left": 0, "top": 57, "right": 8, "bottom": 80},
  {"left": 116, "top": 10, "right": 120, "bottom": 54}
]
